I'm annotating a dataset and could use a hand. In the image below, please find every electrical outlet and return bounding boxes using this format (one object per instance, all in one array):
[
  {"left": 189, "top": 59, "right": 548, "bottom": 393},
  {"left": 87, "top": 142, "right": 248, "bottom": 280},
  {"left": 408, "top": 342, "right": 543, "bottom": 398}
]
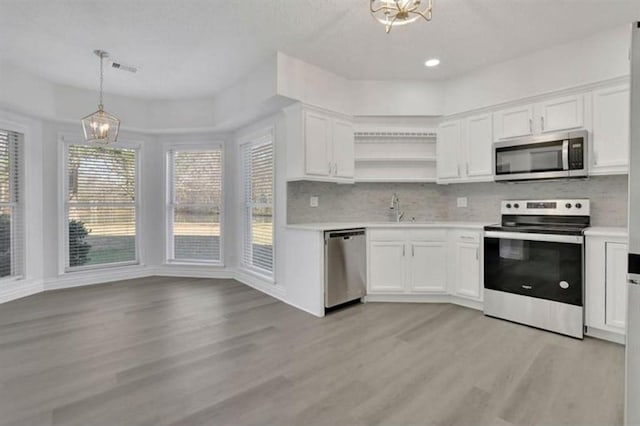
[
  {"left": 310, "top": 196, "right": 319, "bottom": 207},
  {"left": 457, "top": 197, "right": 468, "bottom": 208}
]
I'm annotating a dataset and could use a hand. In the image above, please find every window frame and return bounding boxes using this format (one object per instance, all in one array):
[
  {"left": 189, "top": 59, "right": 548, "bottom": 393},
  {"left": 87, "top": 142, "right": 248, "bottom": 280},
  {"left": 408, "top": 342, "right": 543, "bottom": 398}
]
[
  {"left": 0, "top": 126, "right": 24, "bottom": 281},
  {"left": 164, "top": 143, "right": 225, "bottom": 266},
  {"left": 240, "top": 131, "right": 275, "bottom": 278},
  {"left": 59, "top": 135, "right": 142, "bottom": 273}
]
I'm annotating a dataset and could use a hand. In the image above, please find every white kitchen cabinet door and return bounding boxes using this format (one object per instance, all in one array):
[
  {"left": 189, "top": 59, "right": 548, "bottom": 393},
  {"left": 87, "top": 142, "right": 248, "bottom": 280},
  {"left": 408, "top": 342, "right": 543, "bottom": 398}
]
[
  {"left": 465, "top": 114, "right": 493, "bottom": 177},
  {"left": 368, "top": 241, "right": 406, "bottom": 293},
  {"left": 605, "top": 242, "right": 628, "bottom": 331},
  {"left": 408, "top": 241, "right": 447, "bottom": 293},
  {"left": 538, "top": 94, "right": 584, "bottom": 133},
  {"left": 331, "top": 119, "right": 355, "bottom": 179},
  {"left": 592, "top": 86, "right": 630, "bottom": 173},
  {"left": 304, "top": 110, "right": 332, "bottom": 177},
  {"left": 494, "top": 105, "right": 533, "bottom": 140},
  {"left": 437, "top": 121, "right": 462, "bottom": 180},
  {"left": 454, "top": 242, "right": 481, "bottom": 299}
]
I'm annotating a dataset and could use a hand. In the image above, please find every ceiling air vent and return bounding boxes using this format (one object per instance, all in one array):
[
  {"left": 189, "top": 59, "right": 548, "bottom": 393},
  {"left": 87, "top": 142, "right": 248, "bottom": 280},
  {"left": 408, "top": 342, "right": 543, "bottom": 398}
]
[{"left": 109, "top": 60, "right": 138, "bottom": 73}]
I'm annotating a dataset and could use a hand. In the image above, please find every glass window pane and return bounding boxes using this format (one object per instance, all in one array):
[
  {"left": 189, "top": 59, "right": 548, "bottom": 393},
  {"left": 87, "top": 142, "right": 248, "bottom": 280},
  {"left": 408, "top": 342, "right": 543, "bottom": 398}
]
[
  {"left": 0, "top": 206, "right": 13, "bottom": 277},
  {"left": 68, "top": 206, "right": 136, "bottom": 266},
  {"left": 251, "top": 205, "right": 272, "bottom": 272},
  {"left": 173, "top": 151, "right": 222, "bottom": 205},
  {"left": 68, "top": 145, "right": 136, "bottom": 203},
  {"left": 173, "top": 206, "right": 220, "bottom": 261}
]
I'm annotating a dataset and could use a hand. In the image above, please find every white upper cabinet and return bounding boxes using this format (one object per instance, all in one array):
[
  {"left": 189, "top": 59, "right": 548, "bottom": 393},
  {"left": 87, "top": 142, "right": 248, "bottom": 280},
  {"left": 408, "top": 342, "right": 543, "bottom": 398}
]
[
  {"left": 303, "top": 110, "right": 332, "bottom": 177},
  {"left": 537, "top": 94, "right": 584, "bottom": 133},
  {"left": 591, "top": 85, "right": 630, "bottom": 175},
  {"left": 465, "top": 114, "right": 493, "bottom": 178},
  {"left": 437, "top": 121, "right": 462, "bottom": 180},
  {"left": 438, "top": 116, "right": 493, "bottom": 183},
  {"left": 493, "top": 105, "right": 534, "bottom": 140},
  {"left": 331, "top": 118, "right": 355, "bottom": 179},
  {"left": 493, "top": 94, "right": 585, "bottom": 141},
  {"left": 285, "top": 104, "right": 354, "bottom": 183}
]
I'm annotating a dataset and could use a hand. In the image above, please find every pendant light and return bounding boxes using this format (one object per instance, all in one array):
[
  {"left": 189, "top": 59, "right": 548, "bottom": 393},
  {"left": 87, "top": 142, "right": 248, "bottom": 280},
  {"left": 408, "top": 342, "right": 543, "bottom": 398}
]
[
  {"left": 81, "top": 50, "right": 120, "bottom": 143},
  {"left": 370, "top": 0, "right": 434, "bottom": 34}
]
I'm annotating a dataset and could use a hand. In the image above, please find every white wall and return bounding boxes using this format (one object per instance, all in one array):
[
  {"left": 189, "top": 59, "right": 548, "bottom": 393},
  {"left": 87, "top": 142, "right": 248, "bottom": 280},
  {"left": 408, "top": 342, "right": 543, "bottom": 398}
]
[
  {"left": 351, "top": 80, "right": 444, "bottom": 116},
  {"left": 443, "top": 24, "right": 631, "bottom": 115}
]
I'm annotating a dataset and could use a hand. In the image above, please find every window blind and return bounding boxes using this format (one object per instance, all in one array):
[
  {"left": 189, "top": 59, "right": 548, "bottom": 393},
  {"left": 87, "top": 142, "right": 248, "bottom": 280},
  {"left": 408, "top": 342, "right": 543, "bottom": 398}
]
[
  {"left": 242, "top": 139, "right": 274, "bottom": 273},
  {"left": 167, "top": 149, "right": 223, "bottom": 262},
  {"left": 0, "top": 129, "right": 23, "bottom": 278},
  {"left": 66, "top": 144, "right": 138, "bottom": 269}
]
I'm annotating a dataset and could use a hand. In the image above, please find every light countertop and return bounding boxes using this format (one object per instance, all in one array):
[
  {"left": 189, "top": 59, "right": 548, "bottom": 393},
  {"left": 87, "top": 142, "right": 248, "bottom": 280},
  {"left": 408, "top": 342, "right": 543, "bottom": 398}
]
[
  {"left": 286, "top": 221, "right": 491, "bottom": 231},
  {"left": 286, "top": 222, "right": 629, "bottom": 237},
  {"left": 584, "top": 227, "right": 628, "bottom": 238}
]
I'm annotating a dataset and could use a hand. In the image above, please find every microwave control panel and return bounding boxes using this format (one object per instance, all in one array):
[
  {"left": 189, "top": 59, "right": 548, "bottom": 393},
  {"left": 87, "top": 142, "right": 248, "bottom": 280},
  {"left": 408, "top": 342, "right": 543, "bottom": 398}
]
[{"left": 568, "top": 138, "right": 585, "bottom": 170}]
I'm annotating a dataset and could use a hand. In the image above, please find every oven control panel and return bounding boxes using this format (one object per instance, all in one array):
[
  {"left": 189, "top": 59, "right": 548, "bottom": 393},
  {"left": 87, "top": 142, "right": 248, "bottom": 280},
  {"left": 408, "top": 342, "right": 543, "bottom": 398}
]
[{"left": 500, "top": 199, "right": 590, "bottom": 216}]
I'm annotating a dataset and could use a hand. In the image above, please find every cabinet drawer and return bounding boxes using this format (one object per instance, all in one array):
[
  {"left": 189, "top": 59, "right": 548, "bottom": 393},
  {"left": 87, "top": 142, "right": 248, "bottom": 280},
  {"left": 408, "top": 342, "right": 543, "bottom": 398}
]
[
  {"left": 452, "top": 231, "right": 481, "bottom": 243},
  {"left": 408, "top": 229, "right": 447, "bottom": 242},
  {"left": 368, "top": 229, "right": 405, "bottom": 241}
]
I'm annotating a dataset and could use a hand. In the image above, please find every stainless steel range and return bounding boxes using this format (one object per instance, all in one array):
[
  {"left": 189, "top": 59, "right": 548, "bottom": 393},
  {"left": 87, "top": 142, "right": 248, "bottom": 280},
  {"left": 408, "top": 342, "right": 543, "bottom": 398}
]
[{"left": 483, "top": 199, "right": 590, "bottom": 338}]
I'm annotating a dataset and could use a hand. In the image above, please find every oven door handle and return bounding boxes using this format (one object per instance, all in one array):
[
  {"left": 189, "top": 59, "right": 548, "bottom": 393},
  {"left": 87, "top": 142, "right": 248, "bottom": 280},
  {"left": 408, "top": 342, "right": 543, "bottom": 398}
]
[{"left": 484, "top": 231, "right": 583, "bottom": 244}]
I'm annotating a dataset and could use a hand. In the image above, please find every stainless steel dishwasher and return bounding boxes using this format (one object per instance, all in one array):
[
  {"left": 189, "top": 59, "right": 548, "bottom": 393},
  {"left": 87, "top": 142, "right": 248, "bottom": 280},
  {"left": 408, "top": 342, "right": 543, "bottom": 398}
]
[{"left": 324, "top": 229, "right": 366, "bottom": 309}]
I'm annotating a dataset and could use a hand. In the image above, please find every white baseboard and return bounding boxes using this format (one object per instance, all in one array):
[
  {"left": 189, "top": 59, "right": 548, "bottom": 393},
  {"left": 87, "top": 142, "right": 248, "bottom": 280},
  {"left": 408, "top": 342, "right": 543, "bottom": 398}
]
[
  {"left": 44, "top": 265, "right": 153, "bottom": 291},
  {"left": 585, "top": 326, "right": 626, "bottom": 345},
  {"left": 365, "top": 293, "right": 484, "bottom": 311},
  {"left": 152, "top": 264, "right": 234, "bottom": 279},
  {"left": 0, "top": 278, "right": 43, "bottom": 304},
  {"left": 233, "top": 268, "right": 286, "bottom": 300}
]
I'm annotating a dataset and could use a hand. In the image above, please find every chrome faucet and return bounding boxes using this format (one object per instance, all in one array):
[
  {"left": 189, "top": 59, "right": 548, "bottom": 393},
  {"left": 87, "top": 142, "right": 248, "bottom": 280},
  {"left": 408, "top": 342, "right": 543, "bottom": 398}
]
[{"left": 390, "top": 193, "right": 405, "bottom": 222}]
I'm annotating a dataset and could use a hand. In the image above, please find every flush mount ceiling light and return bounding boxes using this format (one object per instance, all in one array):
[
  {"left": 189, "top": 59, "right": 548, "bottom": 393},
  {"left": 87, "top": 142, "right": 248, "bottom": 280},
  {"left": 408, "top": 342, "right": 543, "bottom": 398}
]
[
  {"left": 424, "top": 58, "right": 440, "bottom": 67},
  {"left": 81, "top": 50, "right": 120, "bottom": 144},
  {"left": 370, "top": 0, "right": 433, "bottom": 34}
]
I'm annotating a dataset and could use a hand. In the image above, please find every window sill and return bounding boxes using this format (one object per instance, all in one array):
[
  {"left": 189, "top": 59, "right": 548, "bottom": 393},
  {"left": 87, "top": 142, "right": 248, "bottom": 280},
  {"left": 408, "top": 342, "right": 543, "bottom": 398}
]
[
  {"left": 164, "top": 261, "right": 225, "bottom": 268},
  {"left": 63, "top": 261, "right": 142, "bottom": 275}
]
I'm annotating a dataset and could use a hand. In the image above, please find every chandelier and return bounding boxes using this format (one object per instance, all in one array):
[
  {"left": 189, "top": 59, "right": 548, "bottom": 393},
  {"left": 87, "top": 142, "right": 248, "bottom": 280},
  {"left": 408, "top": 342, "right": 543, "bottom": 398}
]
[
  {"left": 370, "top": 0, "right": 434, "bottom": 33},
  {"left": 81, "top": 50, "right": 120, "bottom": 143}
]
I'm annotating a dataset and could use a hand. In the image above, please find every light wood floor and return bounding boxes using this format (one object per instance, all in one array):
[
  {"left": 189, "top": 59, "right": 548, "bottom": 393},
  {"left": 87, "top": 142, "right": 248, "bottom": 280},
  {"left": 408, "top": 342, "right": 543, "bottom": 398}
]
[{"left": 0, "top": 277, "right": 625, "bottom": 426}]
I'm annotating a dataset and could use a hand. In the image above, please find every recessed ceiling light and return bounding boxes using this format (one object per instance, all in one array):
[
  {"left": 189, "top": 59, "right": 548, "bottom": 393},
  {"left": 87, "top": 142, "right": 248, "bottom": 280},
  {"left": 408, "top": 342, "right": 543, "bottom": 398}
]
[{"left": 424, "top": 58, "right": 440, "bottom": 67}]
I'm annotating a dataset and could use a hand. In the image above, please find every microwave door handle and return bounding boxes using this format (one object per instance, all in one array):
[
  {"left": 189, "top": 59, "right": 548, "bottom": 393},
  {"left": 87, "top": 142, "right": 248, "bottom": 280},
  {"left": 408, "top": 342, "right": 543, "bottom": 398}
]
[{"left": 562, "top": 140, "right": 569, "bottom": 170}]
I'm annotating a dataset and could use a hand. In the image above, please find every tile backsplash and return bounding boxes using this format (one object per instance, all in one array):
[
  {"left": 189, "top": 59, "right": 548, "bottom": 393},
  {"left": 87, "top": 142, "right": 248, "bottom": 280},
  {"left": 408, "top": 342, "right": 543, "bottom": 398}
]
[{"left": 287, "top": 175, "right": 628, "bottom": 227}]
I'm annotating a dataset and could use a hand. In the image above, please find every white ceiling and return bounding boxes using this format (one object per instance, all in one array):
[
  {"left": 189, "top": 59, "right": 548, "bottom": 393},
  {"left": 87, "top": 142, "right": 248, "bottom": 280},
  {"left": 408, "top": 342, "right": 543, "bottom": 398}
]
[{"left": 1, "top": 0, "right": 639, "bottom": 100}]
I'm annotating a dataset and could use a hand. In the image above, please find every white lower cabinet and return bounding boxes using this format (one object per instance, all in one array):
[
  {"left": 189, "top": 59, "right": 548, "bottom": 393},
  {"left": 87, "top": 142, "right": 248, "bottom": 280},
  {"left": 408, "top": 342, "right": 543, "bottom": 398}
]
[
  {"left": 368, "top": 241, "right": 406, "bottom": 293},
  {"left": 368, "top": 229, "right": 447, "bottom": 294},
  {"left": 585, "top": 232, "right": 628, "bottom": 338},
  {"left": 367, "top": 228, "right": 482, "bottom": 302},
  {"left": 408, "top": 241, "right": 448, "bottom": 293},
  {"left": 450, "top": 231, "right": 483, "bottom": 301},
  {"left": 453, "top": 242, "right": 482, "bottom": 299}
]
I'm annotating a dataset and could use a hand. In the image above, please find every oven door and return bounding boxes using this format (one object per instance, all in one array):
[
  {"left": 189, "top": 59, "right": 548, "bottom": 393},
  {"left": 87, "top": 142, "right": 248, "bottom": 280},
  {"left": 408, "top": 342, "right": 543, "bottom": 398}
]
[
  {"left": 494, "top": 139, "right": 569, "bottom": 181},
  {"left": 484, "top": 231, "right": 583, "bottom": 306}
]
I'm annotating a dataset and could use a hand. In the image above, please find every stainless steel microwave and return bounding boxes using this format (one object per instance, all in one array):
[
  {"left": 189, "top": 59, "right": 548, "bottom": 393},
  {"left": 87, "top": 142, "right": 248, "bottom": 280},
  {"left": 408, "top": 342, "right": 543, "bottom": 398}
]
[{"left": 493, "top": 130, "right": 588, "bottom": 182}]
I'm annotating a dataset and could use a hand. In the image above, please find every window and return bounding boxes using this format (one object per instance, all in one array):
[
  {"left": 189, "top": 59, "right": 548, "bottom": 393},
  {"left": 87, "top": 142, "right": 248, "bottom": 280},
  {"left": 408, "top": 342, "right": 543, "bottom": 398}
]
[
  {"left": 65, "top": 144, "right": 138, "bottom": 270},
  {"left": 242, "top": 137, "right": 274, "bottom": 274},
  {"left": 166, "top": 147, "right": 223, "bottom": 263},
  {"left": 0, "top": 129, "right": 23, "bottom": 279}
]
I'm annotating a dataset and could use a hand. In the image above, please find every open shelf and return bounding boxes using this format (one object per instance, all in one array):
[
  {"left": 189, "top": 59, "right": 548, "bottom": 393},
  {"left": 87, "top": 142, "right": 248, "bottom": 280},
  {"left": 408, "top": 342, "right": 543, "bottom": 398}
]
[{"left": 354, "top": 131, "right": 437, "bottom": 183}]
